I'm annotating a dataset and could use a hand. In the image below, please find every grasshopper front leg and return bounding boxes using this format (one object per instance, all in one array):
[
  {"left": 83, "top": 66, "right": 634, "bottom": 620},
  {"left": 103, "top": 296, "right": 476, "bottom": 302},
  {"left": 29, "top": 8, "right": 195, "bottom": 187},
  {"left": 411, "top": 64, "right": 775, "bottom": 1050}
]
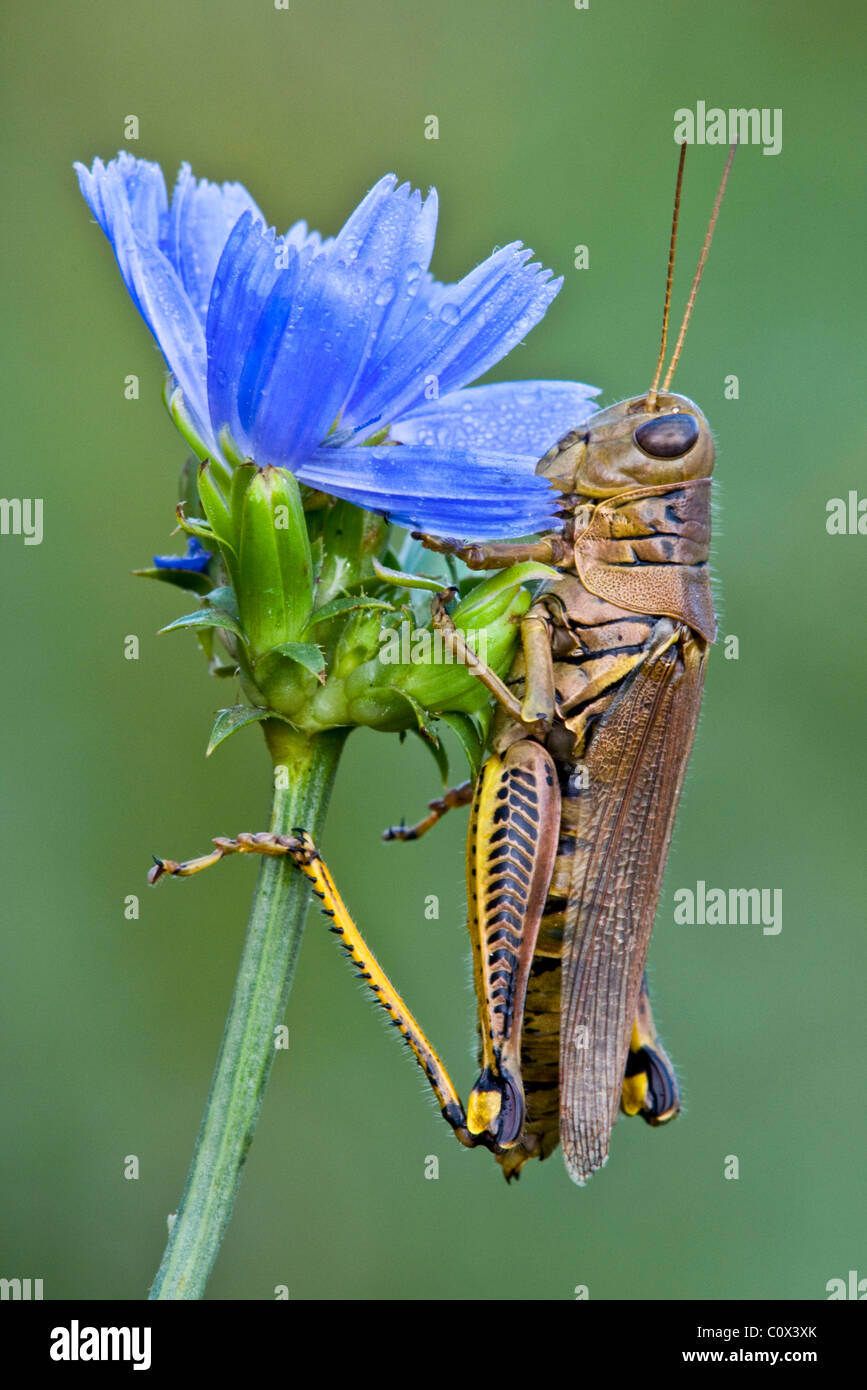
[
  {"left": 415, "top": 532, "right": 570, "bottom": 570},
  {"left": 382, "top": 596, "right": 557, "bottom": 838},
  {"left": 149, "top": 831, "right": 493, "bottom": 1154}
]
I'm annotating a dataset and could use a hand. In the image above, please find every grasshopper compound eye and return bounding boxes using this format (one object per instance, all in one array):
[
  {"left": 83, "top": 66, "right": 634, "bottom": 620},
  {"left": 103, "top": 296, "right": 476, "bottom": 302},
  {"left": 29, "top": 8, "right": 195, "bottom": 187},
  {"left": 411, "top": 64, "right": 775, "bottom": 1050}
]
[{"left": 634, "top": 411, "right": 699, "bottom": 459}]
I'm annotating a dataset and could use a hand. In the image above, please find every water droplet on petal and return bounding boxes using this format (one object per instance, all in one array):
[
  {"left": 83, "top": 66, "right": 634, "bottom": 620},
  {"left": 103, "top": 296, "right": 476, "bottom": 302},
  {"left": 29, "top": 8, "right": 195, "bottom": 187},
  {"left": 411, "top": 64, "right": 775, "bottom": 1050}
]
[
  {"left": 375, "top": 278, "right": 397, "bottom": 308},
  {"left": 439, "top": 302, "right": 461, "bottom": 326}
]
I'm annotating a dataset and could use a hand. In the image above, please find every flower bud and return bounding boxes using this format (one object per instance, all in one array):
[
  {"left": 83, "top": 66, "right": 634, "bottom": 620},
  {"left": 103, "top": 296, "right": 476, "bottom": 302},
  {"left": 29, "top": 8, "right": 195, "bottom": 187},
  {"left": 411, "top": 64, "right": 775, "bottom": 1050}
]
[
  {"left": 315, "top": 501, "right": 388, "bottom": 611},
  {"left": 234, "top": 466, "right": 313, "bottom": 657}
]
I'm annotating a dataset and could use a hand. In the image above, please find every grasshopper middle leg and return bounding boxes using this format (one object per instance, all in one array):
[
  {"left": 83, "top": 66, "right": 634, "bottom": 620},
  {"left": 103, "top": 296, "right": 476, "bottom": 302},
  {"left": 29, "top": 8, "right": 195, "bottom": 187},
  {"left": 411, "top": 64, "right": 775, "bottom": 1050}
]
[
  {"left": 431, "top": 590, "right": 557, "bottom": 738},
  {"left": 382, "top": 780, "right": 474, "bottom": 842}
]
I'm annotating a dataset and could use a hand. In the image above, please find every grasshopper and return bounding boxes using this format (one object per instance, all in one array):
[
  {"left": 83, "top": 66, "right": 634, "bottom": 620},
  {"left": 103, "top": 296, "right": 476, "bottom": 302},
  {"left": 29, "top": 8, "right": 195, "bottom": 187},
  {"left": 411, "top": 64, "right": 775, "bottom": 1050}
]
[{"left": 151, "top": 143, "right": 734, "bottom": 1185}]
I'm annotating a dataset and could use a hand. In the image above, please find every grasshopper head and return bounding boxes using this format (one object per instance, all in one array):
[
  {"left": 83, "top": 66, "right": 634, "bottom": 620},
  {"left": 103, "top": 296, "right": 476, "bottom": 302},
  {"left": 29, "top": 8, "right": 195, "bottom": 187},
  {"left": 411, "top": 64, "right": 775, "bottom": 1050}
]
[{"left": 536, "top": 391, "right": 714, "bottom": 500}]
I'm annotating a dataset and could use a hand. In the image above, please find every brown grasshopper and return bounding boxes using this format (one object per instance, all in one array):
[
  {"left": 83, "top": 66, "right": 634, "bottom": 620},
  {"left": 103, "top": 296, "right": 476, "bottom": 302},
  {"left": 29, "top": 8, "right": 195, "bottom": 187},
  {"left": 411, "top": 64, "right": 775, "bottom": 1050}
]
[{"left": 151, "top": 143, "right": 734, "bottom": 1185}]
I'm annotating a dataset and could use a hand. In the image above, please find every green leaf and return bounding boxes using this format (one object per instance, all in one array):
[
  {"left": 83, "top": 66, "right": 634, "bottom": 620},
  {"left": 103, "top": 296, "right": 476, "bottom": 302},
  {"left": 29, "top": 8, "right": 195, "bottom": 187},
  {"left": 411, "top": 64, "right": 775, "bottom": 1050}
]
[
  {"left": 217, "top": 425, "right": 247, "bottom": 469},
  {"left": 365, "top": 425, "right": 391, "bottom": 445},
  {"left": 408, "top": 725, "right": 449, "bottom": 785},
  {"left": 306, "top": 595, "right": 395, "bottom": 629},
  {"left": 159, "top": 608, "right": 246, "bottom": 640},
  {"left": 167, "top": 384, "right": 210, "bottom": 463},
  {"left": 475, "top": 700, "right": 494, "bottom": 747},
  {"left": 437, "top": 712, "right": 485, "bottom": 780},
  {"left": 175, "top": 510, "right": 224, "bottom": 548},
  {"left": 206, "top": 704, "right": 292, "bottom": 756},
  {"left": 229, "top": 461, "right": 258, "bottom": 535},
  {"left": 178, "top": 454, "right": 203, "bottom": 516},
  {"left": 133, "top": 566, "right": 213, "bottom": 595},
  {"left": 258, "top": 640, "right": 326, "bottom": 681},
  {"left": 451, "top": 561, "right": 558, "bottom": 623},
  {"left": 372, "top": 558, "right": 445, "bottom": 593},
  {"left": 393, "top": 691, "right": 450, "bottom": 783},
  {"left": 195, "top": 623, "right": 214, "bottom": 666},
  {"left": 196, "top": 465, "right": 235, "bottom": 550},
  {"left": 309, "top": 533, "right": 325, "bottom": 580},
  {"left": 314, "top": 503, "right": 386, "bottom": 612},
  {"left": 207, "top": 586, "right": 240, "bottom": 619}
]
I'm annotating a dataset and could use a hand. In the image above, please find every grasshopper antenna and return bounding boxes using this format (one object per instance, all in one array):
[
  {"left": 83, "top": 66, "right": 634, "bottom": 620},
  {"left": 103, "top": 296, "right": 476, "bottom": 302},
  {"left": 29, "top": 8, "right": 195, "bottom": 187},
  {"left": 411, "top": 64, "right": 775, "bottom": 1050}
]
[
  {"left": 660, "top": 140, "right": 737, "bottom": 395},
  {"left": 646, "top": 140, "right": 687, "bottom": 412}
]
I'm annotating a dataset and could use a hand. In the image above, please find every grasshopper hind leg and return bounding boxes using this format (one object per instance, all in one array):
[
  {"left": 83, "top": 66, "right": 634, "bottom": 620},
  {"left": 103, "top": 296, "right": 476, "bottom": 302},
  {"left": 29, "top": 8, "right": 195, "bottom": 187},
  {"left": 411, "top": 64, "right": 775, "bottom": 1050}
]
[
  {"left": 463, "top": 741, "right": 562, "bottom": 1156},
  {"left": 621, "top": 973, "right": 681, "bottom": 1126},
  {"left": 149, "top": 828, "right": 497, "bottom": 1156},
  {"left": 496, "top": 973, "right": 680, "bottom": 1182}
]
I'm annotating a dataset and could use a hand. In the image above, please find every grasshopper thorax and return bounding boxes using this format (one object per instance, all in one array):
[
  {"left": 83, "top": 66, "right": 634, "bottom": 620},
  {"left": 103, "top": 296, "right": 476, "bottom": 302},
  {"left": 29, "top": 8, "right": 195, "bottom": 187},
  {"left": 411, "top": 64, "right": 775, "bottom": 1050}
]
[{"left": 536, "top": 391, "right": 714, "bottom": 501}]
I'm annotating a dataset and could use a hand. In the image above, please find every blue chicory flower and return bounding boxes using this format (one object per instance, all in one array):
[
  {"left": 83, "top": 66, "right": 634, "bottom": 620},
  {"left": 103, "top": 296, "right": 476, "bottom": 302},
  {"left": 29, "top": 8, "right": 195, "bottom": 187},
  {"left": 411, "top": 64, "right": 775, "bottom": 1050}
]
[
  {"left": 76, "top": 154, "right": 600, "bottom": 537},
  {"left": 153, "top": 535, "right": 212, "bottom": 572}
]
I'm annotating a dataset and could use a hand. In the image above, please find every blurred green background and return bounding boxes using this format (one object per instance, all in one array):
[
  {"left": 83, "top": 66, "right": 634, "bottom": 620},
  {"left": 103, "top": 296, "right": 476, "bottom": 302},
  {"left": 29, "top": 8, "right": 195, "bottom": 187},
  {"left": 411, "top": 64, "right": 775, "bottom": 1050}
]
[{"left": 1, "top": 0, "right": 863, "bottom": 1301}]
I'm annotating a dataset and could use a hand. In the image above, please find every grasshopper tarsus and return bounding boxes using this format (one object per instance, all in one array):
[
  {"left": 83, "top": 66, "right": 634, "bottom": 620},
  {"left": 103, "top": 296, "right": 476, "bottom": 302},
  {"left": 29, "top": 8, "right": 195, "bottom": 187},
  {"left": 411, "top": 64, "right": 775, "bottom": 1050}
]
[
  {"left": 148, "top": 857, "right": 169, "bottom": 885},
  {"left": 381, "top": 820, "right": 411, "bottom": 842}
]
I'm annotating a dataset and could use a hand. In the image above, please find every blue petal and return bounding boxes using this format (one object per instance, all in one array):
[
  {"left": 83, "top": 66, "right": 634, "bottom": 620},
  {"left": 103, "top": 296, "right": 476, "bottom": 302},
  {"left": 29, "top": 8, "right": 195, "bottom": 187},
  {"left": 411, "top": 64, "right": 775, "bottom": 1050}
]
[
  {"left": 153, "top": 536, "right": 212, "bottom": 571},
  {"left": 284, "top": 220, "right": 329, "bottom": 255},
  {"left": 391, "top": 380, "right": 601, "bottom": 455},
  {"left": 76, "top": 154, "right": 169, "bottom": 322},
  {"left": 76, "top": 155, "right": 211, "bottom": 448},
  {"left": 342, "top": 243, "right": 563, "bottom": 430},
  {"left": 330, "top": 173, "right": 399, "bottom": 258},
  {"left": 297, "top": 445, "right": 560, "bottom": 538},
  {"left": 331, "top": 175, "right": 439, "bottom": 413},
  {"left": 207, "top": 216, "right": 373, "bottom": 468},
  {"left": 206, "top": 212, "right": 290, "bottom": 456},
  {"left": 167, "top": 163, "right": 264, "bottom": 323},
  {"left": 248, "top": 250, "right": 374, "bottom": 467}
]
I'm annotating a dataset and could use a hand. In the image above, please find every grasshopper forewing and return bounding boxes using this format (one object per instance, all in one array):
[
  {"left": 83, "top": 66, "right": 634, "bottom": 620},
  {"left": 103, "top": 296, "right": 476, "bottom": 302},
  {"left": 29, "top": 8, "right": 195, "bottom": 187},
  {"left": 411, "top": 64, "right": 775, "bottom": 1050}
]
[{"left": 150, "top": 143, "right": 735, "bottom": 1186}]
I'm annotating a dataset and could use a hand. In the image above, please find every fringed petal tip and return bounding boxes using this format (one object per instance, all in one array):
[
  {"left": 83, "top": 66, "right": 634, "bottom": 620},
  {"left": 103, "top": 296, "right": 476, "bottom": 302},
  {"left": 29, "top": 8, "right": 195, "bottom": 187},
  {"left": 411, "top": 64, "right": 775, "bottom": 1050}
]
[{"left": 392, "top": 380, "right": 601, "bottom": 456}]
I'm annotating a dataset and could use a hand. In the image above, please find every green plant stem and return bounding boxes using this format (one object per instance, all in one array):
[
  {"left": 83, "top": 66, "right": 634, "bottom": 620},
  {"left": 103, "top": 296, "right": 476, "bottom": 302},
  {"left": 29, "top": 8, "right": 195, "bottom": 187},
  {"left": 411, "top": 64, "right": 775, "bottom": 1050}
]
[{"left": 149, "top": 727, "right": 346, "bottom": 1300}]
